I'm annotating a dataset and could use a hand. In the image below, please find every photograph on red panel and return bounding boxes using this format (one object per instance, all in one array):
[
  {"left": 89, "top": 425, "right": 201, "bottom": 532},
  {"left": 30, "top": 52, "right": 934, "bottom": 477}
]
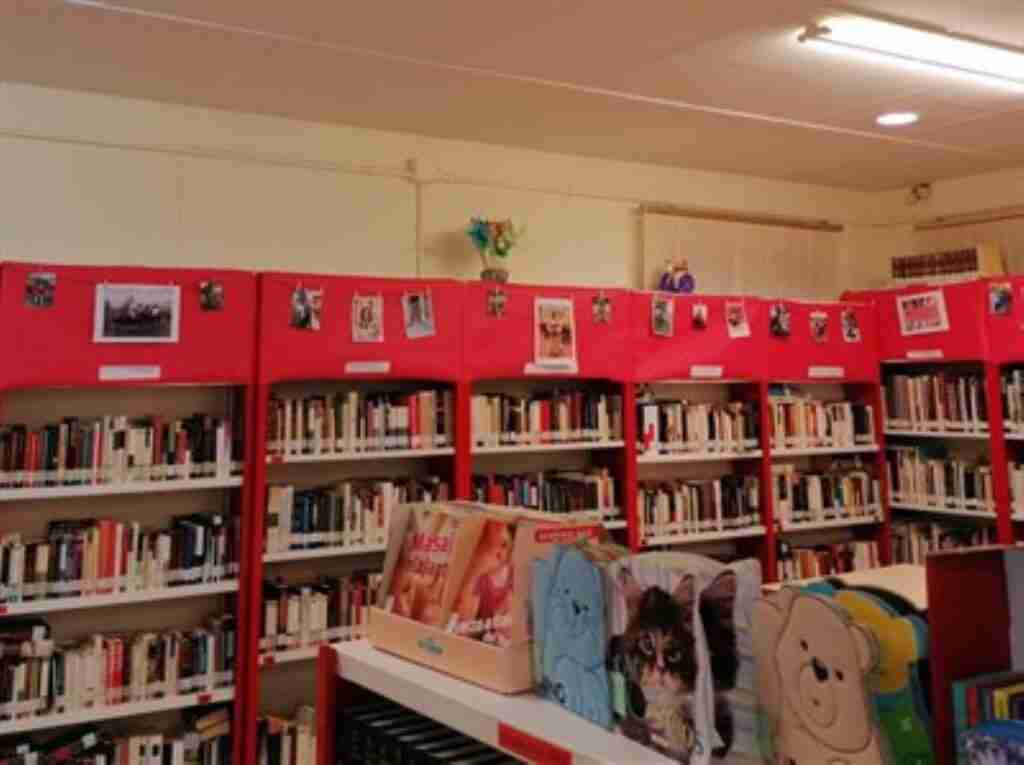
[
  {"left": 841, "top": 308, "right": 862, "bottom": 343},
  {"left": 896, "top": 289, "right": 950, "bottom": 336},
  {"left": 534, "top": 297, "right": 577, "bottom": 364},
  {"left": 691, "top": 302, "right": 708, "bottom": 330},
  {"left": 725, "top": 300, "right": 750, "bottom": 339},
  {"left": 290, "top": 285, "right": 323, "bottom": 331},
  {"left": 990, "top": 282, "right": 1013, "bottom": 316},
  {"left": 352, "top": 293, "right": 383, "bottom": 343},
  {"left": 652, "top": 295, "right": 674, "bottom": 338},
  {"left": 402, "top": 290, "right": 436, "bottom": 339},
  {"left": 94, "top": 284, "right": 181, "bottom": 344},
  {"left": 769, "top": 302, "right": 791, "bottom": 338},
  {"left": 809, "top": 310, "right": 829, "bottom": 344},
  {"left": 24, "top": 272, "right": 55, "bottom": 308},
  {"left": 199, "top": 280, "right": 225, "bottom": 312}
]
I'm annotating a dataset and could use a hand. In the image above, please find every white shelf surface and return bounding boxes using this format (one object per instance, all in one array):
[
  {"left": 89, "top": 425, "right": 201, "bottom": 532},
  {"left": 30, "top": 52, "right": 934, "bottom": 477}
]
[
  {"left": 780, "top": 515, "right": 882, "bottom": 532},
  {"left": 642, "top": 525, "right": 766, "bottom": 547},
  {"left": 890, "top": 501, "right": 996, "bottom": 520},
  {"left": 332, "top": 640, "right": 675, "bottom": 765},
  {"left": 0, "top": 476, "right": 242, "bottom": 502},
  {"left": 472, "top": 440, "right": 625, "bottom": 455},
  {"left": 264, "top": 544, "right": 387, "bottom": 563},
  {"left": 884, "top": 428, "right": 989, "bottom": 441},
  {"left": 772, "top": 445, "right": 879, "bottom": 458},
  {"left": 764, "top": 564, "right": 927, "bottom": 610},
  {"left": 0, "top": 580, "right": 238, "bottom": 616},
  {"left": 0, "top": 687, "right": 234, "bottom": 735},
  {"left": 267, "top": 448, "right": 455, "bottom": 464},
  {"left": 637, "top": 450, "right": 762, "bottom": 464}
]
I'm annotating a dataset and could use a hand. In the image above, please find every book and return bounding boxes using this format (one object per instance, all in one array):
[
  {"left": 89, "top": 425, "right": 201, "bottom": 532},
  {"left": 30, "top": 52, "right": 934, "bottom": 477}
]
[
  {"left": 634, "top": 396, "right": 759, "bottom": 456},
  {"left": 471, "top": 390, "right": 622, "bottom": 447},
  {"left": 386, "top": 508, "right": 465, "bottom": 627},
  {"left": 638, "top": 475, "right": 760, "bottom": 541},
  {"left": 449, "top": 519, "right": 517, "bottom": 646},
  {"left": 884, "top": 371, "right": 988, "bottom": 432}
]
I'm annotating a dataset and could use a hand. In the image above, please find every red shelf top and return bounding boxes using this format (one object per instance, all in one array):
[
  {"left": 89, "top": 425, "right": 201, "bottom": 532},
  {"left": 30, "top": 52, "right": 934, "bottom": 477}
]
[
  {"left": 462, "top": 282, "right": 631, "bottom": 383},
  {"left": 256, "top": 272, "right": 463, "bottom": 384},
  {"left": 0, "top": 261, "right": 256, "bottom": 390}
]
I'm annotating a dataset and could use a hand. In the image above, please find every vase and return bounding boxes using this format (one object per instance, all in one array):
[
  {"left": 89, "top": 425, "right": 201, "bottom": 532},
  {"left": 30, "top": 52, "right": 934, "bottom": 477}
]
[{"left": 481, "top": 267, "right": 509, "bottom": 284}]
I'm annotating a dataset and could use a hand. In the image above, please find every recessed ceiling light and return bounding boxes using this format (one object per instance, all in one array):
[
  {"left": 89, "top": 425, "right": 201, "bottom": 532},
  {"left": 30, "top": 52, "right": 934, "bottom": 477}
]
[{"left": 876, "top": 111, "right": 919, "bottom": 127}]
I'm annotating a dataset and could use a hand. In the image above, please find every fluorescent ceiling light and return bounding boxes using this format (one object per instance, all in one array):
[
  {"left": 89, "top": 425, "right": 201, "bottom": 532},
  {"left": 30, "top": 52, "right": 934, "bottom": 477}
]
[
  {"left": 800, "top": 15, "right": 1024, "bottom": 90},
  {"left": 876, "top": 111, "right": 919, "bottom": 126}
]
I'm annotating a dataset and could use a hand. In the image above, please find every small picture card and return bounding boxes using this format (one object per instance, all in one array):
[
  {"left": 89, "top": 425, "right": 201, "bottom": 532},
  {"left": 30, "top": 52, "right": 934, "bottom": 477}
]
[
  {"left": 809, "top": 310, "right": 829, "bottom": 344},
  {"left": 487, "top": 288, "right": 507, "bottom": 318},
  {"left": 25, "top": 272, "right": 55, "bottom": 308},
  {"left": 725, "top": 300, "right": 750, "bottom": 339},
  {"left": 94, "top": 283, "right": 181, "bottom": 344},
  {"left": 352, "top": 294, "right": 384, "bottom": 343},
  {"left": 841, "top": 308, "right": 862, "bottom": 343},
  {"left": 592, "top": 292, "right": 612, "bottom": 324},
  {"left": 768, "top": 302, "right": 791, "bottom": 338},
  {"left": 691, "top": 302, "right": 708, "bottom": 330},
  {"left": 534, "top": 297, "right": 577, "bottom": 365},
  {"left": 990, "top": 282, "right": 1013, "bottom": 316},
  {"left": 897, "top": 289, "right": 950, "bottom": 336},
  {"left": 402, "top": 290, "right": 436, "bottom": 339},
  {"left": 652, "top": 295, "right": 674, "bottom": 338},
  {"left": 290, "top": 286, "right": 323, "bottom": 331},
  {"left": 199, "top": 280, "right": 225, "bottom": 311}
]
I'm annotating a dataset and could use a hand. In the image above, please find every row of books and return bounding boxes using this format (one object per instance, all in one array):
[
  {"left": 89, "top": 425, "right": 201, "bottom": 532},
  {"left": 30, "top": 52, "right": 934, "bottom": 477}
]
[
  {"left": 884, "top": 372, "right": 989, "bottom": 431},
  {"left": 954, "top": 669, "right": 1024, "bottom": 765},
  {"left": 341, "top": 700, "right": 517, "bottom": 765},
  {"left": 264, "top": 478, "right": 448, "bottom": 554},
  {"left": 775, "top": 540, "right": 880, "bottom": 582},
  {"left": 0, "top": 705, "right": 231, "bottom": 764},
  {"left": 891, "top": 521, "right": 997, "bottom": 565},
  {"left": 0, "top": 513, "right": 239, "bottom": 605},
  {"left": 0, "top": 616, "right": 235, "bottom": 721},
  {"left": 259, "top": 573, "right": 381, "bottom": 656},
  {"left": 266, "top": 390, "right": 453, "bottom": 456},
  {"left": 886, "top": 447, "right": 995, "bottom": 514},
  {"left": 256, "top": 706, "right": 315, "bottom": 765},
  {"left": 772, "top": 463, "right": 881, "bottom": 526},
  {"left": 0, "top": 415, "right": 242, "bottom": 489},
  {"left": 470, "top": 392, "right": 623, "bottom": 447},
  {"left": 1003, "top": 369, "right": 1024, "bottom": 434},
  {"left": 470, "top": 469, "right": 615, "bottom": 514},
  {"left": 768, "top": 393, "right": 875, "bottom": 450},
  {"left": 636, "top": 398, "right": 759, "bottom": 456},
  {"left": 637, "top": 476, "right": 761, "bottom": 541}
]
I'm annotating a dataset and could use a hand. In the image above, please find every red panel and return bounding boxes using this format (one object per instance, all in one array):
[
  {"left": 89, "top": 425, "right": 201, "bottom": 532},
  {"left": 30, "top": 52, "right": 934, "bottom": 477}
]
[
  {"left": 765, "top": 300, "right": 880, "bottom": 383},
  {"left": 630, "top": 292, "right": 767, "bottom": 382},
  {"left": 983, "top": 276, "right": 1024, "bottom": 365},
  {"left": 462, "top": 282, "right": 631, "bottom": 382},
  {"left": 0, "top": 261, "right": 256, "bottom": 389},
  {"left": 845, "top": 282, "right": 988, "bottom": 363},
  {"left": 497, "top": 723, "right": 572, "bottom": 765},
  {"left": 257, "top": 273, "right": 463, "bottom": 383}
]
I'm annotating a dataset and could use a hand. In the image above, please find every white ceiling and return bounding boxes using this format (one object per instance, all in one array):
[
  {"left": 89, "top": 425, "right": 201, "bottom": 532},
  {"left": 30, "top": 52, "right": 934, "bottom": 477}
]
[{"left": 3, "top": 0, "right": 1024, "bottom": 190}]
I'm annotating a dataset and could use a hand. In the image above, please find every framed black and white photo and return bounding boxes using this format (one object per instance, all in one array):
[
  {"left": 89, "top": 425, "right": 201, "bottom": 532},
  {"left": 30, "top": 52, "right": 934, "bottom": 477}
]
[
  {"left": 769, "top": 302, "right": 791, "bottom": 338},
  {"left": 94, "top": 284, "right": 181, "bottom": 344},
  {"left": 25, "top": 272, "right": 56, "bottom": 308},
  {"left": 652, "top": 295, "right": 675, "bottom": 338},
  {"left": 199, "top": 280, "right": 225, "bottom": 312},
  {"left": 290, "top": 286, "right": 323, "bottom": 331},
  {"left": 402, "top": 290, "right": 436, "bottom": 339}
]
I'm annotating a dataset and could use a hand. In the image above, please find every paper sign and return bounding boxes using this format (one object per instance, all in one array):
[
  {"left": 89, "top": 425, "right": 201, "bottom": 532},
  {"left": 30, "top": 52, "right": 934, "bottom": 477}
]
[
  {"left": 98, "top": 365, "right": 161, "bottom": 381},
  {"left": 906, "top": 349, "right": 944, "bottom": 360},
  {"left": 809, "top": 366, "right": 844, "bottom": 379},
  {"left": 691, "top": 365, "right": 723, "bottom": 379},
  {"left": 344, "top": 361, "right": 391, "bottom": 374},
  {"left": 524, "top": 361, "right": 579, "bottom": 375}
]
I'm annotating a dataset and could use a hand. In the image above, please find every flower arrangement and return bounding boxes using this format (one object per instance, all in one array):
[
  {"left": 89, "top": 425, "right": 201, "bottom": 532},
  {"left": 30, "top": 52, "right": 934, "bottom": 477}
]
[{"left": 467, "top": 217, "right": 524, "bottom": 281}]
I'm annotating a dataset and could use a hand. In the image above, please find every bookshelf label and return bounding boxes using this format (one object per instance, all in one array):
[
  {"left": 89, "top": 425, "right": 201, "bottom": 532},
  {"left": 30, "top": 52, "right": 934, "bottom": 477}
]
[
  {"left": 808, "top": 366, "right": 844, "bottom": 379},
  {"left": 906, "top": 349, "right": 944, "bottom": 360},
  {"left": 690, "top": 365, "right": 723, "bottom": 379},
  {"left": 98, "top": 365, "right": 161, "bottom": 381},
  {"left": 497, "top": 724, "right": 571, "bottom": 765},
  {"left": 344, "top": 361, "right": 391, "bottom": 374},
  {"left": 524, "top": 361, "right": 579, "bottom": 375}
]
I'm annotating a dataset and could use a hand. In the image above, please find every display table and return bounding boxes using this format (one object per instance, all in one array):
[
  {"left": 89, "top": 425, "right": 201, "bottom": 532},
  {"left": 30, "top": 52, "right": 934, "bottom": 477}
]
[
  {"left": 316, "top": 640, "right": 765, "bottom": 764},
  {"left": 762, "top": 564, "right": 927, "bottom": 609}
]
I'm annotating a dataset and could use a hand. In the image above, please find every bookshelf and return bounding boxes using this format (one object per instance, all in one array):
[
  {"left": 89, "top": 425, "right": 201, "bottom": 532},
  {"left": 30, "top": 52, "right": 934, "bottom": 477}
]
[
  {"left": 244, "top": 272, "right": 464, "bottom": 759},
  {"left": 0, "top": 262, "right": 256, "bottom": 765}
]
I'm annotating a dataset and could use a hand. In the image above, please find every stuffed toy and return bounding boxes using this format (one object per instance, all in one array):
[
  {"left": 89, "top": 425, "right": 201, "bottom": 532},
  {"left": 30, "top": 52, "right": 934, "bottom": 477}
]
[
  {"left": 752, "top": 587, "right": 889, "bottom": 764},
  {"left": 532, "top": 546, "right": 613, "bottom": 729}
]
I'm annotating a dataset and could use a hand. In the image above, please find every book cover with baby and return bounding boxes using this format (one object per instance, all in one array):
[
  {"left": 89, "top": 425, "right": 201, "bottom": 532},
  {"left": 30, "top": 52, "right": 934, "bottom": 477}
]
[
  {"left": 448, "top": 519, "right": 518, "bottom": 646},
  {"left": 385, "top": 507, "right": 464, "bottom": 628}
]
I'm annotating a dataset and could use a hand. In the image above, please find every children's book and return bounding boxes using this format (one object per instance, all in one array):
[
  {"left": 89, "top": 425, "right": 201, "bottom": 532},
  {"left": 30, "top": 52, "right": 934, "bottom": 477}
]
[
  {"left": 449, "top": 519, "right": 517, "bottom": 646},
  {"left": 385, "top": 507, "right": 464, "bottom": 627}
]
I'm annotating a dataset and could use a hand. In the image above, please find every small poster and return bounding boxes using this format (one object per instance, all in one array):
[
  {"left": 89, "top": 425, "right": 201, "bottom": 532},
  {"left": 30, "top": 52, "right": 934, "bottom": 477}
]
[
  {"left": 897, "top": 289, "right": 950, "bottom": 336},
  {"left": 810, "top": 310, "right": 829, "bottom": 344},
  {"left": 652, "top": 295, "right": 674, "bottom": 338},
  {"left": 402, "top": 290, "right": 435, "bottom": 339},
  {"left": 990, "top": 282, "right": 1013, "bottom": 316},
  {"left": 25, "top": 272, "right": 55, "bottom": 308},
  {"left": 94, "top": 284, "right": 181, "bottom": 344},
  {"left": 290, "top": 286, "right": 323, "bottom": 331},
  {"left": 487, "top": 288, "right": 507, "bottom": 318},
  {"left": 725, "top": 300, "right": 750, "bottom": 339},
  {"left": 841, "top": 308, "right": 862, "bottom": 343},
  {"left": 352, "top": 294, "right": 384, "bottom": 343},
  {"left": 534, "top": 297, "right": 577, "bottom": 364},
  {"left": 768, "top": 302, "right": 791, "bottom": 338},
  {"left": 199, "top": 280, "right": 225, "bottom": 311},
  {"left": 691, "top": 302, "right": 708, "bottom": 330},
  {"left": 592, "top": 292, "right": 612, "bottom": 324}
]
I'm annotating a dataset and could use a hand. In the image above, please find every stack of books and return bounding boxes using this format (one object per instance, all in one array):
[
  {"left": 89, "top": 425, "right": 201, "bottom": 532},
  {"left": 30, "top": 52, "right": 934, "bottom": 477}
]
[
  {"left": 471, "top": 469, "right": 615, "bottom": 515},
  {"left": 267, "top": 389, "right": 453, "bottom": 457},
  {"left": 884, "top": 371, "right": 988, "bottom": 431},
  {"left": 637, "top": 476, "right": 760, "bottom": 540},
  {"left": 886, "top": 447, "right": 994, "bottom": 513},
  {"left": 264, "top": 478, "right": 448, "bottom": 554},
  {"left": 0, "top": 512, "right": 239, "bottom": 605},
  {"left": 636, "top": 398, "right": 759, "bottom": 456},
  {"left": 471, "top": 391, "right": 623, "bottom": 447},
  {"left": 772, "top": 462, "right": 881, "bottom": 526},
  {"left": 0, "top": 413, "right": 242, "bottom": 488}
]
